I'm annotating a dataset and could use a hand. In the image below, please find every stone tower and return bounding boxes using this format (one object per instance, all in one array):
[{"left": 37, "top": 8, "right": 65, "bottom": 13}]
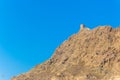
[{"left": 80, "top": 24, "right": 85, "bottom": 30}]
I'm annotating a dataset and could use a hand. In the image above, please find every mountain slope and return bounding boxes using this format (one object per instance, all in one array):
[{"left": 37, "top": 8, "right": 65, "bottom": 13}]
[{"left": 12, "top": 25, "right": 120, "bottom": 80}]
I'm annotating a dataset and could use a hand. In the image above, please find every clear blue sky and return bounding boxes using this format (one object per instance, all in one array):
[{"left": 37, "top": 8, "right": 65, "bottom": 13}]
[{"left": 0, "top": 0, "right": 120, "bottom": 80}]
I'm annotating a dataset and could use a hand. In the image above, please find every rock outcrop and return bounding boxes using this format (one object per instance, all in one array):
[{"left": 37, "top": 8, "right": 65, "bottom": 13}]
[{"left": 12, "top": 25, "right": 120, "bottom": 80}]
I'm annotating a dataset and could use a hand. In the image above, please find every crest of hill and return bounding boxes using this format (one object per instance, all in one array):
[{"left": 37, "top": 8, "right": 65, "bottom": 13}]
[{"left": 12, "top": 24, "right": 120, "bottom": 80}]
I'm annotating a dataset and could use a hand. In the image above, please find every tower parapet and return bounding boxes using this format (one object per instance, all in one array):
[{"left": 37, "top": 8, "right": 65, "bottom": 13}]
[{"left": 80, "top": 24, "right": 90, "bottom": 31}]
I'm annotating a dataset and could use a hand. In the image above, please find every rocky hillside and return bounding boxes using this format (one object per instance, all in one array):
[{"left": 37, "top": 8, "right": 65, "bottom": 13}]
[{"left": 12, "top": 24, "right": 120, "bottom": 80}]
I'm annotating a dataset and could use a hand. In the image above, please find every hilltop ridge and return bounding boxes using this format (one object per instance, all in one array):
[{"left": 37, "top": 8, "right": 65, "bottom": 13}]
[{"left": 12, "top": 25, "right": 120, "bottom": 80}]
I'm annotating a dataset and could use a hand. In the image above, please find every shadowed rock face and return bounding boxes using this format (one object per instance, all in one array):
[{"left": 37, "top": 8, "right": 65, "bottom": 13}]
[{"left": 12, "top": 25, "right": 120, "bottom": 80}]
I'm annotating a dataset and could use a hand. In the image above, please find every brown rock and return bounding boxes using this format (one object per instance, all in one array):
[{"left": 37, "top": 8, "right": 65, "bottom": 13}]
[{"left": 12, "top": 25, "right": 120, "bottom": 80}]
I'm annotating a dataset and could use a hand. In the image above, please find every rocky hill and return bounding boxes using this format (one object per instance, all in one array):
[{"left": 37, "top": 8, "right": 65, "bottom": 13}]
[{"left": 12, "top": 24, "right": 120, "bottom": 80}]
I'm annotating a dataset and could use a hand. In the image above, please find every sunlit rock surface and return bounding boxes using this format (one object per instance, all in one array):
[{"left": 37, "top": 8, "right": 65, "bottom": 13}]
[{"left": 12, "top": 25, "right": 120, "bottom": 80}]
